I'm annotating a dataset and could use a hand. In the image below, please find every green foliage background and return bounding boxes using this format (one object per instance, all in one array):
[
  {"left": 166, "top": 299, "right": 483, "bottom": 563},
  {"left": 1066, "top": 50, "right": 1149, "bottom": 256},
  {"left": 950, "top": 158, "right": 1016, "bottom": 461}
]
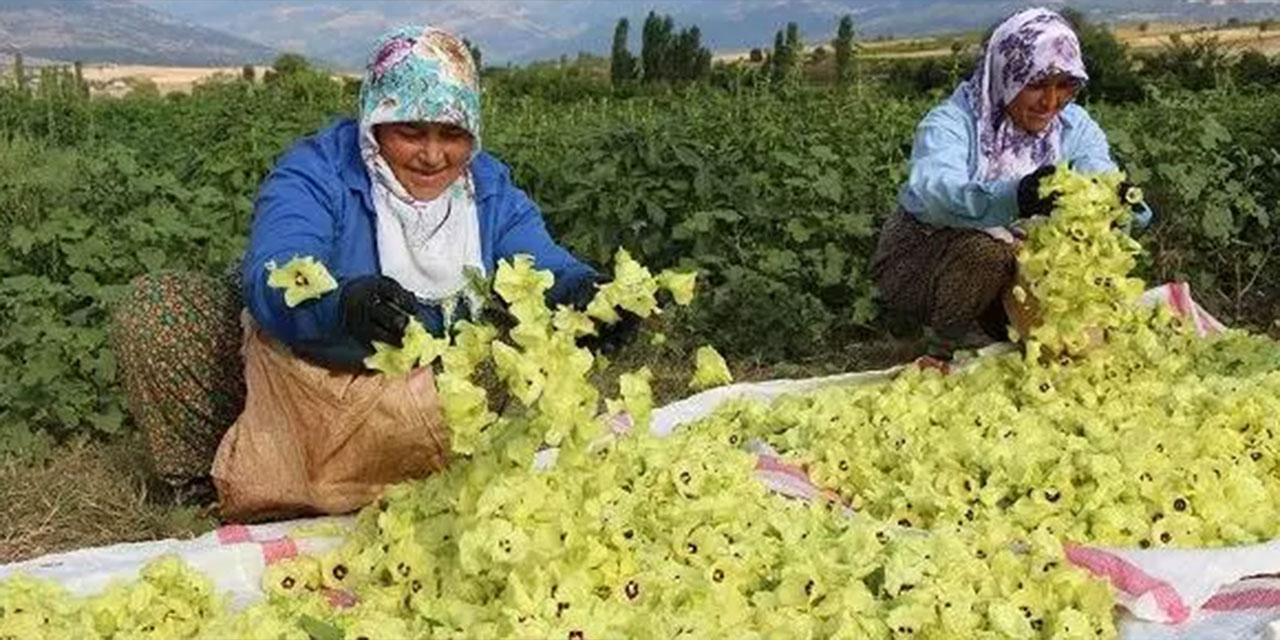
[{"left": 2, "top": 59, "right": 1280, "bottom": 456}]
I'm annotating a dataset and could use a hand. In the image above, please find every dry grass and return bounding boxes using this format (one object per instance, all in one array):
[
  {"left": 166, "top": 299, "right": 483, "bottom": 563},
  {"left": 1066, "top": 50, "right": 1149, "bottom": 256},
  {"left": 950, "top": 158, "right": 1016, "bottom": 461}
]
[
  {"left": 1120, "top": 24, "right": 1280, "bottom": 55},
  {"left": 0, "top": 436, "right": 216, "bottom": 565}
]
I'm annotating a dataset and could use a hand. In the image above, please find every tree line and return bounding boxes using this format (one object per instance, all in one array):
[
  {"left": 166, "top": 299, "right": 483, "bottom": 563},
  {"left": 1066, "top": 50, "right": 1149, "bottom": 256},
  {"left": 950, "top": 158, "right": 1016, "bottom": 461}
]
[{"left": 610, "top": 12, "right": 859, "bottom": 86}]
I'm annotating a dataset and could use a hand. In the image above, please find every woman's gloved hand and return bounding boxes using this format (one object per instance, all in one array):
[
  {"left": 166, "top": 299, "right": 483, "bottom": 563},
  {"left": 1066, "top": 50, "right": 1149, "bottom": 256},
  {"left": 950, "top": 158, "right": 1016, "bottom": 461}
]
[
  {"left": 580, "top": 311, "right": 642, "bottom": 355},
  {"left": 339, "top": 275, "right": 418, "bottom": 347},
  {"left": 565, "top": 275, "right": 641, "bottom": 355},
  {"left": 1114, "top": 180, "right": 1155, "bottom": 230},
  {"left": 1016, "top": 165, "right": 1059, "bottom": 219}
]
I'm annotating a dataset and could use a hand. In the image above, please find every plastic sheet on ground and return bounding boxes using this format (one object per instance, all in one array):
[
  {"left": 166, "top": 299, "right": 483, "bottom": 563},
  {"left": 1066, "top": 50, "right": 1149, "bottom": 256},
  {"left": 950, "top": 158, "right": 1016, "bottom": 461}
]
[{"left": 3, "top": 282, "right": 1276, "bottom": 639}]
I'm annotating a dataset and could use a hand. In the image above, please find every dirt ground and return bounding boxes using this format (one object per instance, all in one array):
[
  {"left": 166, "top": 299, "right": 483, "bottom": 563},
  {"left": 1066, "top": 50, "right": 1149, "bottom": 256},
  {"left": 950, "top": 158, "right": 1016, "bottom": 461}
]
[{"left": 79, "top": 63, "right": 271, "bottom": 96}]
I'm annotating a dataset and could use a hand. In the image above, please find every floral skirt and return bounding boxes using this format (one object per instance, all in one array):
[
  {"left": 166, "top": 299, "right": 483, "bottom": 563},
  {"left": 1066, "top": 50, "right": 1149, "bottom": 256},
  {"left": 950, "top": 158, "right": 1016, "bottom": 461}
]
[
  {"left": 870, "top": 211, "right": 1016, "bottom": 341},
  {"left": 111, "top": 270, "right": 245, "bottom": 490}
]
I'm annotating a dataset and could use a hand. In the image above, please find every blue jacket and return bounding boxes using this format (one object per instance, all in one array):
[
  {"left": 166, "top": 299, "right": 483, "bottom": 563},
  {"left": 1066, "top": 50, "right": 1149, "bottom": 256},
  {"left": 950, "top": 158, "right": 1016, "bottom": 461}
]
[
  {"left": 243, "top": 118, "right": 597, "bottom": 368},
  {"left": 898, "top": 88, "right": 1153, "bottom": 229}
]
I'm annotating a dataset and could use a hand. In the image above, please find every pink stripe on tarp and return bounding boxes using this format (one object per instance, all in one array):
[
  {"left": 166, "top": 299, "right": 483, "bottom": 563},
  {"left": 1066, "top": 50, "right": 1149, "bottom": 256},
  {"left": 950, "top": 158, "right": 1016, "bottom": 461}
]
[
  {"left": 1065, "top": 544, "right": 1191, "bottom": 623},
  {"left": 216, "top": 524, "right": 252, "bottom": 545},
  {"left": 755, "top": 470, "right": 819, "bottom": 500},
  {"left": 1203, "top": 587, "right": 1280, "bottom": 611},
  {"left": 1172, "top": 282, "right": 1212, "bottom": 335},
  {"left": 755, "top": 455, "right": 810, "bottom": 483},
  {"left": 607, "top": 412, "right": 634, "bottom": 435},
  {"left": 1169, "top": 282, "right": 1192, "bottom": 318},
  {"left": 261, "top": 538, "right": 299, "bottom": 565},
  {"left": 322, "top": 587, "right": 359, "bottom": 609},
  {"left": 754, "top": 456, "right": 846, "bottom": 505}
]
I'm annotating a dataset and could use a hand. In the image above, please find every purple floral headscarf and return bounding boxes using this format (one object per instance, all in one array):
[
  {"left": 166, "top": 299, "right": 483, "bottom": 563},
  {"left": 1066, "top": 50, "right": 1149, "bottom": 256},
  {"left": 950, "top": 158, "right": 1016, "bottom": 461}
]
[{"left": 963, "top": 8, "right": 1088, "bottom": 182}]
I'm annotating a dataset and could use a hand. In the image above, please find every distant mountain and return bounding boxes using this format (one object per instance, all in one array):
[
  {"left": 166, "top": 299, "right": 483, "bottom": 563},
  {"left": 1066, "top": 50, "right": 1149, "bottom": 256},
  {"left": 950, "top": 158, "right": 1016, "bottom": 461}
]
[
  {"left": 141, "top": 0, "right": 1280, "bottom": 68},
  {"left": 4, "top": 0, "right": 1278, "bottom": 69},
  {"left": 0, "top": 0, "right": 277, "bottom": 66}
]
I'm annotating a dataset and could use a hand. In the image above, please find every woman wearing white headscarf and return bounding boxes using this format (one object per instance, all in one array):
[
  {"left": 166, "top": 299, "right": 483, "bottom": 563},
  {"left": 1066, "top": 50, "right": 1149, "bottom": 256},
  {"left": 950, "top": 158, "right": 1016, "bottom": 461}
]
[
  {"left": 871, "top": 7, "right": 1152, "bottom": 355},
  {"left": 112, "top": 26, "right": 634, "bottom": 499}
]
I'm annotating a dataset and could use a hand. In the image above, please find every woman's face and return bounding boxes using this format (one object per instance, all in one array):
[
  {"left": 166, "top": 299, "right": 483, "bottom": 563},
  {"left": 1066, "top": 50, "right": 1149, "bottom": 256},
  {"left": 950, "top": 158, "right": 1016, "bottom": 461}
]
[
  {"left": 1006, "top": 74, "right": 1079, "bottom": 134},
  {"left": 374, "top": 122, "right": 474, "bottom": 200}
]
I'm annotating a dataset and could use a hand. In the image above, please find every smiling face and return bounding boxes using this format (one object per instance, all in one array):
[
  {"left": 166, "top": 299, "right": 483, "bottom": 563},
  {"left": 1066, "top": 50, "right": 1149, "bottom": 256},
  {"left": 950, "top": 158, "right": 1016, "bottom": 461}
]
[
  {"left": 374, "top": 121, "right": 474, "bottom": 200},
  {"left": 1005, "top": 73, "right": 1079, "bottom": 134}
]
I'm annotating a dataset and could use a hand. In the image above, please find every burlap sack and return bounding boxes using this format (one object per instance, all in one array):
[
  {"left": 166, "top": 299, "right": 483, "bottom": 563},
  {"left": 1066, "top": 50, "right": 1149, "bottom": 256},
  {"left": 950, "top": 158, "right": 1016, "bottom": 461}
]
[{"left": 212, "top": 312, "right": 450, "bottom": 522}]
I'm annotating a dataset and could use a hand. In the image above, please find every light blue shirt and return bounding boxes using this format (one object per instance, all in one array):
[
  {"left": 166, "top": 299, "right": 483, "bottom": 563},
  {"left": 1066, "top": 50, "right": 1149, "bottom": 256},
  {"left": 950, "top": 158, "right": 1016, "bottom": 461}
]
[{"left": 898, "top": 87, "right": 1153, "bottom": 230}]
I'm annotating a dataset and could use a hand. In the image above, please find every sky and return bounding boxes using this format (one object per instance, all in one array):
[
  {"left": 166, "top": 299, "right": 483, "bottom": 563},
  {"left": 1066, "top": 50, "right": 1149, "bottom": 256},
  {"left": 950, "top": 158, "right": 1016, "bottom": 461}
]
[{"left": 138, "top": 0, "right": 1280, "bottom": 67}]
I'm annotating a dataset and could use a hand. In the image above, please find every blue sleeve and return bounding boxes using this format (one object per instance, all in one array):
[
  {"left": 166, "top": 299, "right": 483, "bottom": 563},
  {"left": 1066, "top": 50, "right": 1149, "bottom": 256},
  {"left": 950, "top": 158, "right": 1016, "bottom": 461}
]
[
  {"left": 1066, "top": 108, "right": 1153, "bottom": 229},
  {"left": 901, "top": 105, "right": 1020, "bottom": 229},
  {"left": 491, "top": 174, "right": 599, "bottom": 304},
  {"left": 243, "top": 142, "right": 348, "bottom": 357}
]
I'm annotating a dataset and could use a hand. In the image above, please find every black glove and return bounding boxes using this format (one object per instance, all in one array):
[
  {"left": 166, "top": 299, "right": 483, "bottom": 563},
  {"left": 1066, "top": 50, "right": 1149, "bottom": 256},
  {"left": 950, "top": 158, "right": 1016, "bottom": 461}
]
[
  {"left": 564, "top": 275, "right": 641, "bottom": 354},
  {"left": 1116, "top": 181, "right": 1143, "bottom": 209},
  {"left": 1016, "top": 165, "right": 1059, "bottom": 219},
  {"left": 564, "top": 274, "right": 603, "bottom": 312},
  {"left": 339, "top": 275, "right": 418, "bottom": 347},
  {"left": 579, "top": 310, "right": 642, "bottom": 355}
]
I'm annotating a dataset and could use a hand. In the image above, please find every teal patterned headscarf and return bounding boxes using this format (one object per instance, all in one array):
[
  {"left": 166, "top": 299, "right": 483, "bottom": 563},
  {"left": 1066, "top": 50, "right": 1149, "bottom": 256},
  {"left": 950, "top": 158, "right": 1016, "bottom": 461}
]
[
  {"left": 359, "top": 25, "right": 482, "bottom": 152},
  {"left": 358, "top": 25, "right": 486, "bottom": 307}
]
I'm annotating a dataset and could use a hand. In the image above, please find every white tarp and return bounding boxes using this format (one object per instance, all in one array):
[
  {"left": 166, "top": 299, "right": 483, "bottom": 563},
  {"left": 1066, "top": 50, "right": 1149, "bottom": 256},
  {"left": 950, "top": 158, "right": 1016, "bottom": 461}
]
[{"left": 6, "top": 285, "right": 1280, "bottom": 638}]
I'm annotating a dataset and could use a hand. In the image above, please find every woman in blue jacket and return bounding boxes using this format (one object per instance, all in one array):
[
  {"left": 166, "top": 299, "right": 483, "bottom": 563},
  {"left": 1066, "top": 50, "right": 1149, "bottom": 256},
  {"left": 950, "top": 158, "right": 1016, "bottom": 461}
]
[
  {"left": 870, "top": 7, "right": 1151, "bottom": 355},
  {"left": 113, "top": 25, "right": 620, "bottom": 492},
  {"left": 242, "top": 25, "right": 610, "bottom": 369}
]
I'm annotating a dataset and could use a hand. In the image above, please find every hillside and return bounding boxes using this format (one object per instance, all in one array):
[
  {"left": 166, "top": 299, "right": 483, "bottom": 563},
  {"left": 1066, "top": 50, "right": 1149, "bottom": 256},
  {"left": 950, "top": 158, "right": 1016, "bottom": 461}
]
[
  {"left": 145, "top": 0, "right": 1280, "bottom": 67},
  {"left": 0, "top": 0, "right": 276, "bottom": 66}
]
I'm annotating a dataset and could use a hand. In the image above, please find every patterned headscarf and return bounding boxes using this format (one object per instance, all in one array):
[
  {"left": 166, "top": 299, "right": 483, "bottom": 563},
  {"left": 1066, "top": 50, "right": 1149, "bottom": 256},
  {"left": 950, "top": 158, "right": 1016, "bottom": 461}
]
[
  {"left": 964, "top": 8, "right": 1088, "bottom": 182},
  {"left": 360, "top": 25, "right": 481, "bottom": 151},
  {"left": 358, "top": 25, "right": 485, "bottom": 306}
]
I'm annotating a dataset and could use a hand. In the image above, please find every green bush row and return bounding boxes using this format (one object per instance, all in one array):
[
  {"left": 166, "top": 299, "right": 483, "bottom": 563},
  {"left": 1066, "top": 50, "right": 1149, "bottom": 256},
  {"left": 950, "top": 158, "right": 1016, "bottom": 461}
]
[{"left": 2, "top": 75, "right": 1278, "bottom": 452}]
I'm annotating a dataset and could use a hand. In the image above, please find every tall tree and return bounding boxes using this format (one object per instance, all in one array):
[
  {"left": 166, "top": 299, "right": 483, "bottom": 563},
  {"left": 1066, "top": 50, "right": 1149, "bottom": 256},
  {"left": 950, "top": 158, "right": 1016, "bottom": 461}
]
[
  {"left": 462, "top": 38, "right": 483, "bottom": 70},
  {"left": 771, "top": 23, "right": 801, "bottom": 82},
  {"left": 1058, "top": 7, "right": 1142, "bottom": 102},
  {"left": 641, "top": 11, "right": 662, "bottom": 82},
  {"left": 674, "top": 27, "right": 700, "bottom": 80},
  {"left": 610, "top": 18, "right": 636, "bottom": 85},
  {"left": 771, "top": 29, "right": 788, "bottom": 82},
  {"left": 73, "top": 60, "right": 88, "bottom": 98},
  {"left": 834, "top": 15, "right": 856, "bottom": 83},
  {"left": 13, "top": 52, "right": 25, "bottom": 93},
  {"left": 696, "top": 47, "right": 712, "bottom": 80},
  {"left": 688, "top": 26, "right": 710, "bottom": 80},
  {"left": 785, "top": 21, "right": 802, "bottom": 71},
  {"left": 660, "top": 14, "right": 676, "bottom": 80},
  {"left": 272, "top": 53, "right": 310, "bottom": 77}
]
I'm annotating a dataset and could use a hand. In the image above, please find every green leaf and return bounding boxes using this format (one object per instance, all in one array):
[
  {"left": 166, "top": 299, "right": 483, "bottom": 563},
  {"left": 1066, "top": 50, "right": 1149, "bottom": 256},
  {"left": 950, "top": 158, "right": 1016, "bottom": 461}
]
[
  {"left": 139, "top": 247, "right": 167, "bottom": 273},
  {"left": 9, "top": 226, "right": 36, "bottom": 254},
  {"left": 809, "top": 145, "right": 838, "bottom": 163},
  {"left": 818, "top": 243, "right": 847, "bottom": 287},
  {"left": 1198, "top": 118, "right": 1231, "bottom": 150},
  {"left": 813, "top": 171, "right": 844, "bottom": 204},
  {"left": 68, "top": 271, "right": 99, "bottom": 296},
  {"left": 785, "top": 219, "right": 813, "bottom": 243},
  {"left": 88, "top": 406, "right": 124, "bottom": 435},
  {"left": 298, "top": 614, "right": 344, "bottom": 640},
  {"left": 1201, "top": 205, "right": 1233, "bottom": 242}
]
